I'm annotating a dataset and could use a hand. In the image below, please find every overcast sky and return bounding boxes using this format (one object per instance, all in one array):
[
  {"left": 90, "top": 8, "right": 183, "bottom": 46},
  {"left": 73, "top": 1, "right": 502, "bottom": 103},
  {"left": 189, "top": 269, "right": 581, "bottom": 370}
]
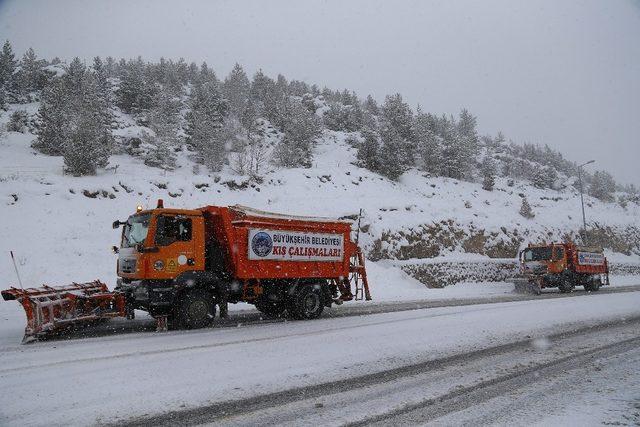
[{"left": 1, "top": 0, "right": 639, "bottom": 184}]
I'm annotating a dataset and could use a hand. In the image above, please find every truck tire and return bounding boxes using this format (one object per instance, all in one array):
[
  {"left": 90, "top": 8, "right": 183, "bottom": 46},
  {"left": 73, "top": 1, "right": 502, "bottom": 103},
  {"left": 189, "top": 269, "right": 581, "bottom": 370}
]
[
  {"left": 255, "top": 300, "right": 286, "bottom": 318},
  {"left": 289, "top": 284, "right": 324, "bottom": 320},
  {"left": 584, "top": 277, "right": 601, "bottom": 292},
  {"left": 175, "top": 289, "right": 216, "bottom": 329},
  {"left": 558, "top": 280, "right": 573, "bottom": 293}
]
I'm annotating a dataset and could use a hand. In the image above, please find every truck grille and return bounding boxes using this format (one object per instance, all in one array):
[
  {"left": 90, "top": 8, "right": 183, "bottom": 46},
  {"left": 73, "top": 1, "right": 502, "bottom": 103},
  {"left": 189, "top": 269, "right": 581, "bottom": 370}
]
[
  {"left": 531, "top": 264, "right": 547, "bottom": 274},
  {"left": 120, "top": 258, "right": 137, "bottom": 274}
]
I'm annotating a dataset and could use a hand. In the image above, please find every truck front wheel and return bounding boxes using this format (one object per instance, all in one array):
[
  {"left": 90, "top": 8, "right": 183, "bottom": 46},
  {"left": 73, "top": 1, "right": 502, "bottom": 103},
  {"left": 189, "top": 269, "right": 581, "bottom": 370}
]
[
  {"left": 289, "top": 284, "right": 325, "bottom": 320},
  {"left": 558, "top": 280, "right": 573, "bottom": 293},
  {"left": 175, "top": 289, "right": 216, "bottom": 329}
]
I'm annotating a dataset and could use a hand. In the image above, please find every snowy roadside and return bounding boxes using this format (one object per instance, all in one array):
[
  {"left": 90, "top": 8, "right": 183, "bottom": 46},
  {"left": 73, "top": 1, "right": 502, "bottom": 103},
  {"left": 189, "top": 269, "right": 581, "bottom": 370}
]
[{"left": 1, "top": 291, "right": 639, "bottom": 426}]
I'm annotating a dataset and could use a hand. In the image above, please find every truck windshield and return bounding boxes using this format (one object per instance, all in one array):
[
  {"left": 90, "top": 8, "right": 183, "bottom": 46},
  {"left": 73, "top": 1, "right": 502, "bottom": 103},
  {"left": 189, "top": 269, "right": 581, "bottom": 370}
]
[
  {"left": 523, "top": 247, "right": 553, "bottom": 261},
  {"left": 122, "top": 213, "right": 151, "bottom": 248}
]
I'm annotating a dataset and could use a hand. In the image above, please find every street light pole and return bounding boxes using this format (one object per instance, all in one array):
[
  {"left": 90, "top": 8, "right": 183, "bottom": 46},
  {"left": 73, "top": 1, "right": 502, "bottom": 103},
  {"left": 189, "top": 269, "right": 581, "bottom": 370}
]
[{"left": 577, "top": 160, "right": 595, "bottom": 244}]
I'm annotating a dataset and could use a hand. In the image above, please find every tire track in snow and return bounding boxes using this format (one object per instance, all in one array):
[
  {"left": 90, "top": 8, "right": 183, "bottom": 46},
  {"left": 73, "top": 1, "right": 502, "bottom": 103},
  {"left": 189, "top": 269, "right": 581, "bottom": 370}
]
[
  {"left": 0, "top": 303, "right": 502, "bottom": 373},
  {"left": 114, "top": 317, "right": 640, "bottom": 427},
  {"left": 2, "top": 286, "right": 639, "bottom": 372}
]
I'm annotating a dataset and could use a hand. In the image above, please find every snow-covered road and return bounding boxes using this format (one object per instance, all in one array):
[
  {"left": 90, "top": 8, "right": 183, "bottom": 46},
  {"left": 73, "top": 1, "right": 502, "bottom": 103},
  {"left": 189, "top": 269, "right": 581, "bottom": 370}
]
[{"left": 1, "top": 291, "right": 640, "bottom": 426}]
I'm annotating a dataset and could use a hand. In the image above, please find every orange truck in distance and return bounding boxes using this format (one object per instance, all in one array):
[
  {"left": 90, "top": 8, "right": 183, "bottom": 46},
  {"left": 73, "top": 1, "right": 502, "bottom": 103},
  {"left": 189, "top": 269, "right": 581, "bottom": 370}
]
[
  {"left": 515, "top": 242, "right": 609, "bottom": 294},
  {"left": 2, "top": 201, "right": 370, "bottom": 341}
]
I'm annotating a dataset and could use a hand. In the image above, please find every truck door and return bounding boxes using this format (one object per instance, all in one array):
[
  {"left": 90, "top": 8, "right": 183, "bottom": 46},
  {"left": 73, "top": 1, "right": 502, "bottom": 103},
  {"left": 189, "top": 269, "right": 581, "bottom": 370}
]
[
  {"left": 549, "top": 245, "right": 566, "bottom": 274},
  {"left": 153, "top": 214, "right": 204, "bottom": 278}
]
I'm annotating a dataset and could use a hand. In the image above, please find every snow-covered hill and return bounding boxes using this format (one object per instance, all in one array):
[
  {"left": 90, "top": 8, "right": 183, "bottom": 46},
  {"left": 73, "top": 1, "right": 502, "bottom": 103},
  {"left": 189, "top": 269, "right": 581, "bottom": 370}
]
[{"left": 1, "top": 102, "right": 639, "bottom": 295}]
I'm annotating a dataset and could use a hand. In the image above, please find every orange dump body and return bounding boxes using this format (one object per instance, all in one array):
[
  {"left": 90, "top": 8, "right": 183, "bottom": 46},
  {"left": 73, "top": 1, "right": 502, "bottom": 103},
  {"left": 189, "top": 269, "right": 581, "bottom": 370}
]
[
  {"left": 565, "top": 243, "right": 609, "bottom": 275},
  {"left": 200, "top": 205, "right": 357, "bottom": 281}
]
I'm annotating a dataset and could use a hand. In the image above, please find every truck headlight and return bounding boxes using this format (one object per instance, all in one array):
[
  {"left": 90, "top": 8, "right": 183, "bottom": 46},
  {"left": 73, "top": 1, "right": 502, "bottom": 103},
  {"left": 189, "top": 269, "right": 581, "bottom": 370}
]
[{"left": 153, "top": 260, "right": 165, "bottom": 271}]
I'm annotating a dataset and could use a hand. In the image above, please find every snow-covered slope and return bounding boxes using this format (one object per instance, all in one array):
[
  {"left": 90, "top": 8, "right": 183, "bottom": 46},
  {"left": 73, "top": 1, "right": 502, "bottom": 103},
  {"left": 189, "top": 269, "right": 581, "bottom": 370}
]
[{"left": 1, "top": 106, "right": 639, "bottom": 295}]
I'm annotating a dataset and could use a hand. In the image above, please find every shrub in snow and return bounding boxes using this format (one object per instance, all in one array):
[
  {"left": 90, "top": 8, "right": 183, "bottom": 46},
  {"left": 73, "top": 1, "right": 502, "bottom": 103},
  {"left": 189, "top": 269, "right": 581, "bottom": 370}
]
[
  {"left": 482, "top": 173, "right": 495, "bottom": 191},
  {"left": 6, "top": 109, "right": 28, "bottom": 132},
  {"left": 143, "top": 135, "right": 176, "bottom": 171},
  {"left": 589, "top": 170, "right": 616, "bottom": 202},
  {"left": 519, "top": 197, "right": 535, "bottom": 219}
]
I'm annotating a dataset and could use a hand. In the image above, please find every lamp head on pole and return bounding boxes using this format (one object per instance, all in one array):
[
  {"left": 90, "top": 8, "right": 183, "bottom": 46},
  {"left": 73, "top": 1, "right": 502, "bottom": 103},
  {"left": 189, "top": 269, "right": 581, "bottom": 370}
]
[{"left": 580, "top": 160, "right": 595, "bottom": 168}]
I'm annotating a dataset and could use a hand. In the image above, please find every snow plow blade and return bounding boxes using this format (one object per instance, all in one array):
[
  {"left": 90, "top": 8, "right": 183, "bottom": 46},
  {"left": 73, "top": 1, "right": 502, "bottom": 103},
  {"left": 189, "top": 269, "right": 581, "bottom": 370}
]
[
  {"left": 512, "top": 278, "right": 541, "bottom": 295},
  {"left": 1, "top": 281, "right": 125, "bottom": 343}
]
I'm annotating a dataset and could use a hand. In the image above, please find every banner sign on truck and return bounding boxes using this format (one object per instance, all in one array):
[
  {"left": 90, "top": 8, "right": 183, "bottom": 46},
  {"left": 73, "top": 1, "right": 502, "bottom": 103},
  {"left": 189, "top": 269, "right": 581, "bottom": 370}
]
[
  {"left": 248, "top": 229, "right": 344, "bottom": 262},
  {"left": 577, "top": 251, "right": 605, "bottom": 266}
]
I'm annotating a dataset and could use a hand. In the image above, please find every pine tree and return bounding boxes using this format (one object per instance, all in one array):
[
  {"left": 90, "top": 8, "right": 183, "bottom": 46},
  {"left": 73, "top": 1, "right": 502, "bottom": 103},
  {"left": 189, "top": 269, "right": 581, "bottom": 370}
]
[
  {"left": 377, "top": 126, "right": 409, "bottom": 180},
  {"left": 18, "top": 47, "right": 48, "bottom": 96},
  {"left": 223, "top": 63, "right": 252, "bottom": 126},
  {"left": 64, "top": 57, "right": 87, "bottom": 112},
  {"left": 116, "top": 57, "right": 155, "bottom": 114},
  {"left": 249, "top": 69, "right": 274, "bottom": 115},
  {"left": 33, "top": 78, "right": 69, "bottom": 155},
  {"left": 455, "top": 108, "right": 479, "bottom": 179},
  {"left": 91, "top": 56, "right": 113, "bottom": 129},
  {"left": 543, "top": 165, "right": 558, "bottom": 189},
  {"left": 415, "top": 111, "right": 442, "bottom": 175},
  {"left": 143, "top": 132, "right": 176, "bottom": 170},
  {"left": 323, "top": 101, "right": 363, "bottom": 132},
  {"left": 143, "top": 90, "right": 180, "bottom": 170},
  {"left": 519, "top": 197, "right": 535, "bottom": 219},
  {"left": 197, "top": 62, "right": 218, "bottom": 86},
  {"left": 364, "top": 95, "right": 379, "bottom": 115},
  {"left": 104, "top": 56, "right": 116, "bottom": 77},
  {"left": 186, "top": 81, "right": 227, "bottom": 171},
  {"left": 0, "top": 40, "right": 17, "bottom": 93},
  {"left": 481, "top": 155, "right": 496, "bottom": 191},
  {"left": 381, "top": 93, "right": 414, "bottom": 141},
  {"left": 440, "top": 115, "right": 465, "bottom": 179},
  {"left": 62, "top": 75, "right": 111, "bottom": 175},
  {"left": 532, "top": 166, "right": 547, "bottom": 189},
  {"left": 6, "top": 109, "right": 28, "bottom": 132},
  {"left": 274, "top": 99, "right": 321, "bottom": 168},
  {"left": 63, "top": 109, "right": 110, "bottom": 175},
  {"left": 379, "top": 94, "right": 415, "bottom": 168},
  {"left": 356, "top": 127, "right": 381, "bottom": 172},
  {"left": 92, "top": 57, "right": 111, "bottom": 102}
]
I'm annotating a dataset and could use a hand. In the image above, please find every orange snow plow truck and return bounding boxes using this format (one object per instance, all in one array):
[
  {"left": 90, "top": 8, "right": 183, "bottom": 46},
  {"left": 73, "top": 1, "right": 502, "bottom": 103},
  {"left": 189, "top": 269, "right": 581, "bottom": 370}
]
[
  {"left": 2, "top": 201, "right": 371, "bottom": 342},
  {"left": 514, "top": 242, "right": 609, "bottom": 294}
]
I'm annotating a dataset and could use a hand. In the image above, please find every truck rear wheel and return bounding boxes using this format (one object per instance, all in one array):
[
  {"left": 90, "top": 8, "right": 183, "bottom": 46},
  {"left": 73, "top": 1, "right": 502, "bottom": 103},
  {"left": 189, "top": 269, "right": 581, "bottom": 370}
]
[
  {"left": 175, "top": 289, "right": 216, "bottom": 329},
  {"left": 255, "top": 300, "right": 286, "bottom": 318},
  {"left": 289, "top": 284, "right": 324, "bottom": 320},
  {"left": 584, "top": 277, "right": 601, "bottom": 292}
]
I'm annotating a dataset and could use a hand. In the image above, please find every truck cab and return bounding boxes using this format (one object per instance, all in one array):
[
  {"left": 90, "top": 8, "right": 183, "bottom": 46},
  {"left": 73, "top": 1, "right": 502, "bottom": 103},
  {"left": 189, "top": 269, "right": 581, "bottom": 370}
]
[
  {"left": 115, "top": 206, "right": 205, "bottom": 282},
  {"left": 520, "top": 244, "right": 567, "bottom": 276},
  {"left": 113, "top": 201, "right": 213, "bottom": 322}
]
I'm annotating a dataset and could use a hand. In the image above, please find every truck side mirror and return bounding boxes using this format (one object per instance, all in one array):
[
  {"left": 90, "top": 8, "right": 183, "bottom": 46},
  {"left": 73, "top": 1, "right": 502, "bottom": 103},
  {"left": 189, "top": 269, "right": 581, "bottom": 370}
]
[
  {"left": 112, "top": 220, "right": 121, "bottom": 229},
  {"left": 112, "top": 245, "right": 119, "bottom": 254}
]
